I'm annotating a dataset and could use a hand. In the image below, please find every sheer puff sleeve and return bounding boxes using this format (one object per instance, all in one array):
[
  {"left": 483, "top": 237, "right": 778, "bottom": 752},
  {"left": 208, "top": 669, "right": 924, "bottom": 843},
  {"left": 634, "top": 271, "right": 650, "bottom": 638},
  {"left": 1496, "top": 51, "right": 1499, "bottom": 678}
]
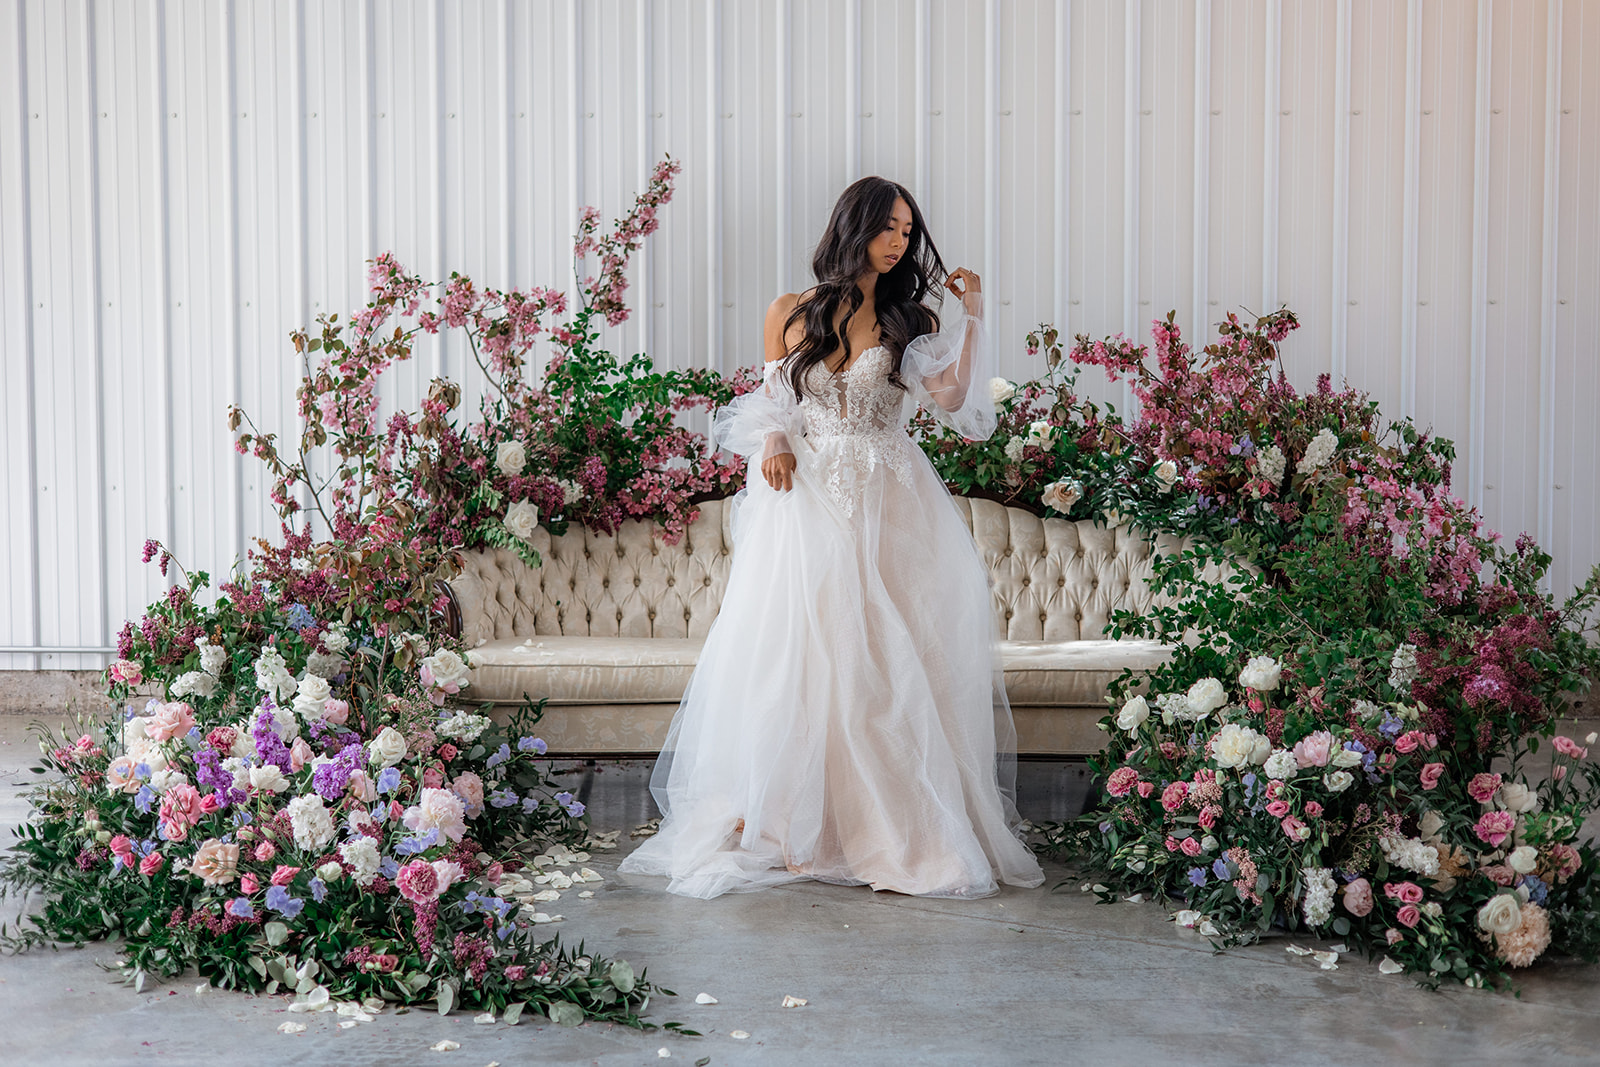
[
  {"left": 901, "top": 291, "right": 997, "bottom": 442},
  {"left": 710, "top": 357, "right": 804, "bottom": 463}
]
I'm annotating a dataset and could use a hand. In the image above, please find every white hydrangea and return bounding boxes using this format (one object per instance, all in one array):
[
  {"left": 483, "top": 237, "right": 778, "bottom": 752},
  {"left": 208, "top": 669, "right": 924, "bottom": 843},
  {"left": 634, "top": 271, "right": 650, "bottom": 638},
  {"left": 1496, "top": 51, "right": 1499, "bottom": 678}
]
[
  {"left": 1238, "top": 655, "right": 1282, "bottom": 692},
  {"left": 1003, "top": 436, "right": 1026, "bottom": 464},
  {"left": 1388, "top": 644, "right": 1419, "bottom": 691},
  {"left": 287, "top": 793, "right": 337, "bottom": 852},
  {"left": 436, "top": 711, "right": 493, "bottom": 743},
  {"left": 1155, "top": 692, "right": 1190, "bottom": 726},
  {"left": 1254, "top": 444, "right": 1287, "bottom": 488},
  {"left": 195, "top": 635, "right": 227, "bottom": 678},
  {"left": 254, "top": 647, "right": 298, "bottom": 704},
  {"left": 1263, "top": 749, "right": 1299, "bottom": 782},
  {"left": 170, "top": 670, "right": 219, "bottom": 700},
  {"left": 1378, "top": 834, "right": 1441, "bottom": 877},
  {"left": 1296, "top": 428, "right": 1339, "bottom": 476},
  {"left": 340, "top": 836, "right": 382, "bottom": 887},
  {"left": 1302, "top": 867, "right": 1336, "bottom": 927},
  {"left": 304, "top": 650, "right": 345, "bottom": 679},
  {"left": 320, "top": 622, "right": 351, "bottom": 655}
]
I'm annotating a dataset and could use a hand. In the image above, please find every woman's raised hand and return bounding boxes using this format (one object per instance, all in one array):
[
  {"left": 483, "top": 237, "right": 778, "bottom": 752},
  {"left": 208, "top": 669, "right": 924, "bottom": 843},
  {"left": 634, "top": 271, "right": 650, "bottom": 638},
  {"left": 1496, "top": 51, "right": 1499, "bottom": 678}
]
[
  {"left": 945, "top": 267, "right": 982, "bottom": 315},
  {"left": 762, "top": 451, "right": 797, "bottom": 492}
]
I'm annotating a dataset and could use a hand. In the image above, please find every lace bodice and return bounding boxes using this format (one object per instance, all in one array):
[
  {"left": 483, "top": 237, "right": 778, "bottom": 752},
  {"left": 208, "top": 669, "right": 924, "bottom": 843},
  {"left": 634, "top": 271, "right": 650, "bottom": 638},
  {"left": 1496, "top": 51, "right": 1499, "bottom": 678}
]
[{"left": 780, "top": 347, "right": 917, "bottom": 516}]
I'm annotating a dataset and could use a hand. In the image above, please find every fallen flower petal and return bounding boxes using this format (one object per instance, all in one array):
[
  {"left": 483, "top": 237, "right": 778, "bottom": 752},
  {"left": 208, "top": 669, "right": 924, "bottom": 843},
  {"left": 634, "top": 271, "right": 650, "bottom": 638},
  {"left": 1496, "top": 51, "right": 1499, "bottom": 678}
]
[
  {"left": 730, "top": 1031, "right": 750, "bottom": 1040},
  {"left": 277, "top": 1022, "right": 306, "bottom": 1035},
  {"left": 781, "top": 995, "right": 807, "bottom": 1008},
  {"left": 1379, "top": 957, "right": 1405, "bottom": 974},
  {"left": 430, "top": 1039, "right": 460, "bottom": 1051},
  {"left": 695, "top": 993, "right": 718, "bottom": 1005}
]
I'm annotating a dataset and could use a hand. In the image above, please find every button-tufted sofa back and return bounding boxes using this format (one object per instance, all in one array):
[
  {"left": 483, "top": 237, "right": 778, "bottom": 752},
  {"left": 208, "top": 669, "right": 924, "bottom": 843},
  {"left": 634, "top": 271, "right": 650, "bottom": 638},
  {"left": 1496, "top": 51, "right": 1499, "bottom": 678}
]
[{"left": 447, "top": 495, "right": 1224, "bottom": 647}]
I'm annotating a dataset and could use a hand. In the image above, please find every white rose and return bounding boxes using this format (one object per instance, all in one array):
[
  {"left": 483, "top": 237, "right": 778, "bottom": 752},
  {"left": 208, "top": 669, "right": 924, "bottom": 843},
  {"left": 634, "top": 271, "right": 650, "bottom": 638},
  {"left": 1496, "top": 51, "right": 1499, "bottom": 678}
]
[
  {"left": 1323, "top": 770, "right": 1355, "bottom": 794},
  {"left": 1186, "top": 678, "right": 1227, "bottom": 720},
  {"left": 1476, "top": 893, "right": 1522, "bottom": 938},
  {"left": 368, "top": 725, "right": 409, "bottom": 768},
  {"left": 249, "top": 764, "right": 291, "bottom": 794},
  {"left": 1497, "top": 782, "right": 1541, "bottom": 814},
  {"left": 1115, "top": 695, "right": 1150, "bottom": 733},
  {"left": 1238, "top": 655, "right": 1282, "bottom": 692},
  {"left": 1262, "top": 750, "right": 1299, "bottom": 782},
  {"left": 1041, "top": 479, "right": 1083, "bottom": 515},
  {"left": 1330, "top": 747, "right": 1364, "bottom": 769},
  {"left": 989, "top": 377, "right": 1017, "bottom": 405},
  {"left": 1100, "top": 507, "right": 1127, "bottom": 530},
  {"left": 292, "top": 674, "right": 333, "bottom": 722},
  {"left": 1025, "top": 420, "right": 1058, "bottom": 448},
  {"left": 1152, "top": 460, "right": 1179, "bottom": 492},
  {"left": 496, "top": 439, "right": 527, "bottom": 477},
  {"left": 1211, "top": 723, "right": 1270, "bottom": 770},
  {"left": 422, "top": 649, "right": 472, "bottom": 691},
  {"left": 504, "top": 499, "right": 539, "bottom": 541},
  {"left": 1507, "top": 846, "right": 1539, "bottom": 875}
]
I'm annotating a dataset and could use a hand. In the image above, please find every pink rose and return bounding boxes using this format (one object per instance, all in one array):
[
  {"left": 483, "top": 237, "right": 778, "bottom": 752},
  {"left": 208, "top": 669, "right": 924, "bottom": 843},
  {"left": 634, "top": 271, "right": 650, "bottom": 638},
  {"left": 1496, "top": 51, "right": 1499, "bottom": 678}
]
[
  {"left": 1164, "top": 836, "right": 1181, "bottom": 853},
  {"left": 199, "top": 793, "right": 222, "bottom": 814},
  {"left": 422, "top": 765, "right": 445, "bottom": 790},
  {"left": 396, "top": 858, "right": 441, "bottom": 903},
  {"left": 1292, "top": 731, "right": 1334, "bottom": 768},
  {"left": 139, "top": 852, "right": 164, "bottom": 876},
  {"left": 240, "top": 872, "right": 259, "bottom": 894},
  {"left": 1266, "top": 800, "right": 1291, "bottom": 818},
  {"left": 1136, "top": 781, "right": 1156, "bottom": 799},
  {"left": 1395, "top": 904, "right": 1421, "bottom": 928},
  {"left": 109, "top": 834, "right": 135, "bottom": 868},
  {"left": 159, "top": 784, "right": 205, "bottom": 827},
  {"left": 1419, "top": 763, "right": 1444, "bottom": 791},
  {"left": 253, "top": 841, "right": 277, "bottom": 862},
  {"left": 451, "top": 772, "right": 485, "bottom": 816},
  {"left": 322, "top": 698, "right": 350, "bottom": 726},
  {"left": 1304, "top": 801, "right": 1323, "bottom": 818},
  {"left": 145, "top": 701, "right": 196, "bottom": 742},
  {"left": 1480, "top": 864, "right": 1516, "bottom": 887},
  {"left": 1474, "top": 810, "right": 1516, "bottom": 848},
  {"left": 1280, "top": 815, "right": 1309, "bottom": 841},
  {"left": 1468, "top": 772, "right": 1503, "bottom": 803},
  {"left": 1106, "top": 767, "right": 1139, "bottom": 798},
  {"left": 106, "top": 755, "right": 142, "bottom": 794},
  {"left": 110, "top": 659, "right": 144, "bottom": 685},
  {"left": 1180, "top": 836, "right": 1202, "bottom": 857},
  {"left": 188, "top": 839, "right": 241, "bottom": 885},
  {"left": 1342, "top": 878, "right": 1374, "bottom": 917},
  {"left": 1160, "top": 781, "right": 1189, "bottom": 812},
  {"left": 289, "top": 737, "right": 314, "bottom": 772},
  {"left": 1553, "top": 735, "right": 1590, "bottom": 760},
  {"left": 437, "top": 742, "right": 459, "bottom": 762},
  {"left": 1394, "top": 732, "right": 1419, "bottom": 754},
  {"left": 1384, "top": 881, "right": 1424, "bottom": 904},
  {"left": 271, "top": 864, "right": 301, "bottom": 887},
  {"left": 159, "top": 819, "right": 189, "bottom": 843}
]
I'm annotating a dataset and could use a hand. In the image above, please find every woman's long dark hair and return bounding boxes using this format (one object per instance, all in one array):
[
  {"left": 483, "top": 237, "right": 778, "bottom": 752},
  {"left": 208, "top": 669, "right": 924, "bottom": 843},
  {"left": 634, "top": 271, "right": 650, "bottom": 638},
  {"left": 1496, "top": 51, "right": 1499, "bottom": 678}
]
[{"left": 781, "top": 176, "right": 947, "bottom": 401}]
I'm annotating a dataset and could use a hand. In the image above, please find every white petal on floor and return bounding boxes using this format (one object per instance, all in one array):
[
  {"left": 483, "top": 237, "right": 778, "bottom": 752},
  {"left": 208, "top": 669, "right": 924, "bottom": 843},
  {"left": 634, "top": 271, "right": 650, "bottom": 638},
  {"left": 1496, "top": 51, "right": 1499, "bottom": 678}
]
[
  {"left": 730, "top": 1030, "right": 750, "bottom": 1039},
  {"left": 1378, "top": 957, "right": 1405, "bottom": 974},
  {"left": 475, "top": 1012, "right": 496, "bottom": 1024},
  {"left": 532, "top": 888, "right": 561, "bottom": 902},
  {"left": 277, "top": 1022, "right": 306, "bottom": 1034},
  {"left": 781, "top": 995, "right": 807, "bottom": 1008},
  {"left": 577, "top": 890, "right": 595, "bottom": 899},
  {"left": 430, "top": 1039, "right": 460, "bottom": 1051},
  {"left": 695, "top": 993, "right": 718, "bottom": 1005}
]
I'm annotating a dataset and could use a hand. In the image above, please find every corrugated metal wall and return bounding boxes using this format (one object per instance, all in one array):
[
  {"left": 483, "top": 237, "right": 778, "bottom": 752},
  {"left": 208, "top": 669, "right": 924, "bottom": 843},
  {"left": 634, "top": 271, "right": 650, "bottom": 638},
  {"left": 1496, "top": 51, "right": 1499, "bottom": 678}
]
[{"left": 3, "top": 0, "right": 1597, "bottom": 670}]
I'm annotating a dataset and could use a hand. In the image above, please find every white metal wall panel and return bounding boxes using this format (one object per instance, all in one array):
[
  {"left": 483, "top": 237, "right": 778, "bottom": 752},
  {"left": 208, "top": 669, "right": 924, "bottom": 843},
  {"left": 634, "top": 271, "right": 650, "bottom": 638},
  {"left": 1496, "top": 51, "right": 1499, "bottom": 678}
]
[{"left": 3, "top": 0, "right": 1599, "bottom": 667}]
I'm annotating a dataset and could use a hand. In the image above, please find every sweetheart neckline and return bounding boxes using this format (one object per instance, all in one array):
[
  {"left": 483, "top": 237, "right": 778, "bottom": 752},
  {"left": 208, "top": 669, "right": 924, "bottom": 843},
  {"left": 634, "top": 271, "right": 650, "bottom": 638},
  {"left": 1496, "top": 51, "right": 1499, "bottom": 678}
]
[{"left": 825, "top": 345, "right": 887, "bottom": 376}]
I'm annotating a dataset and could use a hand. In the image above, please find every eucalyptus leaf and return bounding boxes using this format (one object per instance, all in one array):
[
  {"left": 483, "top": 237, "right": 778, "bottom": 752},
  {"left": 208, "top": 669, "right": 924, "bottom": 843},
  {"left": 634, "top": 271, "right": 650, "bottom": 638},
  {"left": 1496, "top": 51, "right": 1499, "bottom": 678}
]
[
  {"left": 247, "top": 955, "right": 268, "bottom": 980},
  {"left": 548, "top": 1001, "right": 585, "bottom": 1027},
  {"left": 436, "top": 980, "right": 456, "bottom": 1016},
  {"left": 264, "top": 921, "right": 290, "bottom": 947},
  {"left": 609, "top": 959, "right": 636, "bottom": 994},
  {"left": 503, "top": 1001, "right": 525, "bottom": 1026}
]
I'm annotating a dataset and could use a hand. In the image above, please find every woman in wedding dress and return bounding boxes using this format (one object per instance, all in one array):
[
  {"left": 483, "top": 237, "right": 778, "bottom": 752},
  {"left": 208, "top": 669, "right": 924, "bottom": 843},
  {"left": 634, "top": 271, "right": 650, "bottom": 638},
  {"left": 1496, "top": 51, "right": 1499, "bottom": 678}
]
[{"left": 617, "top": 177, "right": 1045, "bottom": 899}]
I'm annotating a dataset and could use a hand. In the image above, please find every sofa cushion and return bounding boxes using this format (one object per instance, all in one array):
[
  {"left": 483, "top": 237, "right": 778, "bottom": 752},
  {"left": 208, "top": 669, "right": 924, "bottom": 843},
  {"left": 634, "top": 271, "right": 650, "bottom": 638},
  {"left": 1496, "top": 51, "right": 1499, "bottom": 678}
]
[{"left": 465, "top": 634, "right": 1172, "bottom": 709}]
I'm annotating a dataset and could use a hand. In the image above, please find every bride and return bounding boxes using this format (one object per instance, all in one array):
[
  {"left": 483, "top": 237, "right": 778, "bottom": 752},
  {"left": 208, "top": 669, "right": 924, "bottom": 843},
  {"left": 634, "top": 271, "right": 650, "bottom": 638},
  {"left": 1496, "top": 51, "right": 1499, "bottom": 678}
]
[{"left": 617, "top": 177, "right": 1045, "bottom": 899}]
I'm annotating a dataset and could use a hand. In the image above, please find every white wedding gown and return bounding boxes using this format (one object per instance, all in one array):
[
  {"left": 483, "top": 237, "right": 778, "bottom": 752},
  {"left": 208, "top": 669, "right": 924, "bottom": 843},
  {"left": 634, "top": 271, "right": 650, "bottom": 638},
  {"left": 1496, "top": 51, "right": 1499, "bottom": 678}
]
[{"left": 617, "top": 293, "right": 1045, "bottom": 899}]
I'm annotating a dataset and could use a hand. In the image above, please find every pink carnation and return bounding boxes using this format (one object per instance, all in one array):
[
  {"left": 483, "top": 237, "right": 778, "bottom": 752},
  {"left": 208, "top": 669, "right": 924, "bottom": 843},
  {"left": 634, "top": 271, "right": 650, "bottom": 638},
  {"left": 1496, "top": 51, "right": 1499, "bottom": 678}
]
[
  {"left": 1468, "top": 772, "right": 1503, "bottom": 803},
  {"left": 396, "top": 859, "right": 441, "bottom": 904},
  {"left": 1474, "top": 810, "right": 1516, "bottom": 848},
  {"left": 1160, "top": 781, "right": 1189, "bottom": 812},
  {"left": 1106, "top": 767, "right": 1140, "bottom": 798}
]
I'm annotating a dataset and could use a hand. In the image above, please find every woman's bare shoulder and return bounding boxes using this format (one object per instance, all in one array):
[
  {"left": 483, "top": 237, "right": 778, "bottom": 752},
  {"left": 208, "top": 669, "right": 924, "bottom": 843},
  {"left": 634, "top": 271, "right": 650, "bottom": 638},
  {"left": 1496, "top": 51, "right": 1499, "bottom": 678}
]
[{"left": 764, "top": 291, "right": 810, "bottom": 363}]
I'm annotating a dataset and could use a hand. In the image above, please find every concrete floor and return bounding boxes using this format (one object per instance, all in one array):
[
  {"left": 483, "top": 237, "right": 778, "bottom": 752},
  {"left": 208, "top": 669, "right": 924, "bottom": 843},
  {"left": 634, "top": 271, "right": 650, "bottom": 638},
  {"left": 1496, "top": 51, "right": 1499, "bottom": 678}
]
[{"left": 2, "top": 711, "right": 1599, "bottom": 1066}]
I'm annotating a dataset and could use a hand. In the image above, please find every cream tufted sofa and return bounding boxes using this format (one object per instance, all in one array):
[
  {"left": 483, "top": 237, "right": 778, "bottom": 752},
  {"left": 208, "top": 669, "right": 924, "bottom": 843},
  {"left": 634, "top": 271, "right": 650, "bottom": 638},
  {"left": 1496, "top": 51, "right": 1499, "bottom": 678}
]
[{"left": 446, "top": 496, "right": 1224, "bottom": 756}]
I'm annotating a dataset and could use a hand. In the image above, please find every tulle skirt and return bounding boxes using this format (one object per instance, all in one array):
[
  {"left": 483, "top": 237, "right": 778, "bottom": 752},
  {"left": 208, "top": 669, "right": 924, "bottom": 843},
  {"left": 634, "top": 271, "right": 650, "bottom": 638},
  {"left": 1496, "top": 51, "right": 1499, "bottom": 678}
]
[{"left": 617, "top": 431, "right": 1045, "bottom": 899}]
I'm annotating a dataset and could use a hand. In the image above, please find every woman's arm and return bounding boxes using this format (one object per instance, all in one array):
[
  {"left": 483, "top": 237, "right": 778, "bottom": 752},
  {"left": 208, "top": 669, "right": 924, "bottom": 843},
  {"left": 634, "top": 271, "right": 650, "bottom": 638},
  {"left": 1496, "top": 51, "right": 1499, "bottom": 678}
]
[
  {"left": 920, "top": 284, "right": 983, "bottom": 410},
  {"left": 901, "top": 268, "right": 998, "bottom": 441},
  {"left": 759, "top": 294, "right": 801, "bottom": 492}
]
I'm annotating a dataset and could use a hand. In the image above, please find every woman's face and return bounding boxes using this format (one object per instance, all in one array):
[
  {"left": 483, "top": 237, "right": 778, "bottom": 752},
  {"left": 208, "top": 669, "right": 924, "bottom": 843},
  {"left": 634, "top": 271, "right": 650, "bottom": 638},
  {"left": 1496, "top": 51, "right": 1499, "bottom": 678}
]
[{"left": 865, "top": 197, "right": 913, "bottom": 275}]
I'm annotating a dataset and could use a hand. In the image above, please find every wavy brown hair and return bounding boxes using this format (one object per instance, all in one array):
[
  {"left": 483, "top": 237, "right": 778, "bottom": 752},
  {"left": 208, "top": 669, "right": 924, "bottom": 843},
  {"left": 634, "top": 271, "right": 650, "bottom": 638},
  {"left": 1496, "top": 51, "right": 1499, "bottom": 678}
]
[{"left": 780, "top": 176, "right": 947, "bottom": 402}]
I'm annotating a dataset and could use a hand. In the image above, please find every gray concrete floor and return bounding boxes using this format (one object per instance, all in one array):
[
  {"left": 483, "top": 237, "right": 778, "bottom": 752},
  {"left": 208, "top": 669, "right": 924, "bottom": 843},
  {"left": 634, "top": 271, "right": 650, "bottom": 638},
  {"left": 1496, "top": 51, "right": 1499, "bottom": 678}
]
[{"left": 2, "top": 711, "right": 1599, "bottom": 1067}]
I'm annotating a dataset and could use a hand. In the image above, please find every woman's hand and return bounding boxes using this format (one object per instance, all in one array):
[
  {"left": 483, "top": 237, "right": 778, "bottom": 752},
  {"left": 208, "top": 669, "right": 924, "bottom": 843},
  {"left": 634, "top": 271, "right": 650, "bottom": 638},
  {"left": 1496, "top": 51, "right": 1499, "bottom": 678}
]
[
  {"left": 762, "top": 451, "right": 797, "bottom": 492},
  {"left": 946, "top": 267, "right": 982, "bottom": 316}
]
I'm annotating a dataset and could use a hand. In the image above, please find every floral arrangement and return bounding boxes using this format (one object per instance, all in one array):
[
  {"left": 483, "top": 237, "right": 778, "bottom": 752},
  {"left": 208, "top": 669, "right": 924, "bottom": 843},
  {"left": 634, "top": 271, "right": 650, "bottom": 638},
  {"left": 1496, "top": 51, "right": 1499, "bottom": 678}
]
[
  {"left": 0, "top": 161, "right": 738, "bottom": 1028},
  {"left": 1021, "top": 310, "right": 1600, "bottom": 987}
]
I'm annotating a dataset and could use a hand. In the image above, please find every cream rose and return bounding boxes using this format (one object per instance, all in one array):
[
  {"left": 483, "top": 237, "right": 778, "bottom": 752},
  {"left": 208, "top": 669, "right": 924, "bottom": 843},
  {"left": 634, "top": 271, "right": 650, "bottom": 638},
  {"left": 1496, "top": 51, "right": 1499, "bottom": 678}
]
[
  {"left": 368, "top": 725, "right": 409, "bottom": 768},
  {"left": 1185, "top": 678, "right": 1227, "bottom": 720},
  {"left": 1477, "top": 893, "right": 1522, "bottom": 937},
  {"left": 1040, "top": 479, "right": 1083, "bottom": 515},
  {"left": 1323, "top": 770, "right": 1355, "bottom": 794},
  {"left": 1115, "top": 695, "right": 1150, "bottom": 733},
  {"left": 989, "top": 377, "right": 1017, "bottom": 405},
  {"left": 1507, "top": 846, "right": 1539, "bottom": 875},
  {"left": 292, "top": 673, "right": 333, "bottom": 722},
  {"left": 1497, "top": 782, "right": 1541, "bottom": 814},
  {"left": 1210, "top": 723, "right": 1270, "bottom": 770},
  {"left": 1025, "top": 420, "right": 1058, "bottom": 448},
  {"left": 188, "top": 838, "right": 240, "bottom": 885},
  {"left": 503, "top": 499, "right": 539, "bottom": 541},
  {"left": 422, "top": 649, "right": 471, "bottom": 692},
  {"left": 1152, "top": 460, "right": 1179, "bottom": 492},
  {"left": 496, "top": 439, "right": 527, "bottom": 477},
  {"left": 248, "top": 764, "right": 290, "bottom": 794},
  {"left": 1238, "top": 655, "right": 1282, "bottom": 692}
]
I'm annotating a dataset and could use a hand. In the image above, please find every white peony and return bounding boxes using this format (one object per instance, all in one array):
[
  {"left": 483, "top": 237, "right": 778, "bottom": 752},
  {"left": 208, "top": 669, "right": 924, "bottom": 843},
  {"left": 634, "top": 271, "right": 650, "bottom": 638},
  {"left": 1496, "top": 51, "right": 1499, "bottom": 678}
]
[
  {"left": 1497, "top": 782, "right": 1541, "bottom": 814},
  {"left": 1115, "top": 695, "right": 1150, "bottom": 733},
  {"left": 1262, "top": 750, "right": 1299, "bottom": 782},
  {"left": 1323, "top": 770, "right": 1355, "bottom": 794},
  {"left": 1152, "top": 460, "right": 1179, "bottom": 492},
  {"left": 320, "top": 623, "right": 351, "bottom": 655},
  {"left": 1185, "top": 678, "right": 1227, "bottom": 720},
  {"left": 195, "top": 635, "right": 227, "bottom": 678},
  {"left": 1388, "top": 643, "right": 1419, "bottom": 691},
  {"left": 422, "top": 649, "right": 472, "bottom": 692},
  {"left": 254, "top": 647, "right": 298, "bottom": 704},
  {"left": 1296, "top": 427, "right": 1339, "bottom": 475},
  {"left": 402, "top": 787, "right": 469, "bottom": 843},
  {"left": 1210, "top": 723, "right": 1271, "bottom": 770},
  {"left": 1025, "top": 420, "right": 1058, "bottom": 448},
  {"left": 1477, "top": 893, "right": 1522, "bottom": 938},
  {"left": 170, "top": 670, "right": 219, "bottom": 700},
  {"left": 496, "top": 439, "right": 527, "bottom": 477},
  {"left": 1329, "top": 746, "right": 1365, "bottom": 769},
  {"left": 340, "top": 836, "right": 382, "bottom": 887},
  {"left": 249, "top": 764, "right": 291, "bottom": 794},
  {"left": 368, "top": 725, "right": 409, "bottom": 768},
  {"left": 286, "top": 793, "right": 337, "bottom": 852},
  {"left": 293, "top": 674, "right": 333, "bottom": 722},
  {"left": 1238, "top": 655, "right": 1282, "bottom": 692},
  {"left": 989, "top": 377, "right": 1017, "bottom": 405},
  {"left": 1507, "top": 846, "right": 1539, "bottom": 875},
  {"left": 1003, "top": 437, "right": 1026, "bottom": 464},
  {"left": 1041, "top": 479, "right": 1083, "bottom": 514},
  {"left": 504, "top": 499, "right": 539, "bottom": 542}
]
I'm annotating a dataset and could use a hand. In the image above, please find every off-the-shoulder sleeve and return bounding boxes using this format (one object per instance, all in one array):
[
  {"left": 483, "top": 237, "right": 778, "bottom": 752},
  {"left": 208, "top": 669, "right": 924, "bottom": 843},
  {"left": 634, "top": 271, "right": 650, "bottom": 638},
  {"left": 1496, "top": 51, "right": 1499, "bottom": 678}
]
[
  {"left": 901, "top": 292, "right": 996, "bottom": 441},
  {"left": 710, "top": 357, "right": 804, "bottom": 461}
]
